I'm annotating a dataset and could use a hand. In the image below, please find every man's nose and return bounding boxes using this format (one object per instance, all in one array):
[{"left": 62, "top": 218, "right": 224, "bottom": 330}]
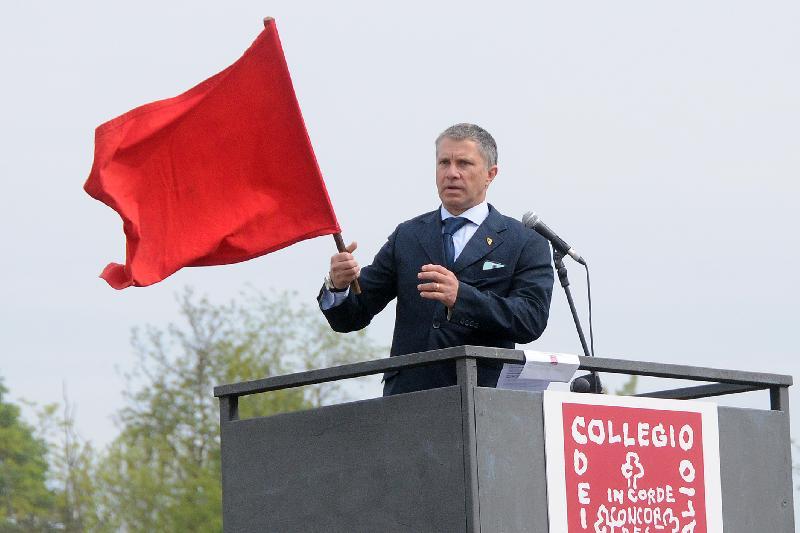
[{"left": 444, "top": 163, "right": 460, "bottom": 178}]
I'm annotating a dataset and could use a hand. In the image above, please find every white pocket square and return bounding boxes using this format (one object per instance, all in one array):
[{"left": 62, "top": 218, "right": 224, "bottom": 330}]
[{"left": 482, "top": 261, "right": 505, "bottom": 271}]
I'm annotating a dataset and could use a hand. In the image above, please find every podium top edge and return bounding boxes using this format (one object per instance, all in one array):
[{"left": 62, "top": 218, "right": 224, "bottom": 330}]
[{"left": 213, "top": 346, "right": 792, "bottom": 399}]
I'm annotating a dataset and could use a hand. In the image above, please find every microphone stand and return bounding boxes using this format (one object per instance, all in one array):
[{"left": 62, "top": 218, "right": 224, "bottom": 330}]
[{"left": 552, "top": 248, "right": 601, "bottom": 393}]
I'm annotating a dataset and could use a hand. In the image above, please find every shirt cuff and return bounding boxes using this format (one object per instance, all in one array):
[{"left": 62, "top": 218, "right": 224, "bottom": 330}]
[{"left": 319, "top": 286, "right": 351, "bottom": 310}]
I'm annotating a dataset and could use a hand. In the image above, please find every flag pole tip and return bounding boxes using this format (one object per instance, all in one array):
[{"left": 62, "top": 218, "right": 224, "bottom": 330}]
[{"left": 263, "top": 17, "right": 275, "bottom": 27}]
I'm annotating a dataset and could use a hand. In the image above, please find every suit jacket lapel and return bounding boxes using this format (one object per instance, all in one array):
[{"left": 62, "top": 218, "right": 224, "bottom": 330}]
[
  {"left": 415, "top": 210, "right": 445, "bottom": 265},
  {"left": 452, "top": 205, "right": 507, "bottom": 274}
]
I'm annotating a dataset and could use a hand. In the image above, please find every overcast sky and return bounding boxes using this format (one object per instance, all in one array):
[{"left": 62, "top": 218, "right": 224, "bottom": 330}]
[{"left": 2, "top": 0, "right": 798, "bottom": 487}]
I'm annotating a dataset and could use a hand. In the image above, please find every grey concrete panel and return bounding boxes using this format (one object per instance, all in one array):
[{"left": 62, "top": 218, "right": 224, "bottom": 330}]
[
  {"left": 474, "top": 389, "right": 549, "bottom": 533},
  {"left": 221, "top": 386, "right": 467, "bottom": 532},
  {"left": 718, "top": 406, "right": 795, "bottom": 532}
]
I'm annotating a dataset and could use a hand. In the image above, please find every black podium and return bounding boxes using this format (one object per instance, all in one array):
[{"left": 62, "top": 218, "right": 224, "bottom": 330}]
[{"left": 215, "top": 345, "right": 794, "bottom": 532}]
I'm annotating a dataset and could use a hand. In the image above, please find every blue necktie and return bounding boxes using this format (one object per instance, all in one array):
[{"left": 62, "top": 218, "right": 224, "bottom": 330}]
[{"left": 442, "top": 217, "right": 469, "bottom": 268}]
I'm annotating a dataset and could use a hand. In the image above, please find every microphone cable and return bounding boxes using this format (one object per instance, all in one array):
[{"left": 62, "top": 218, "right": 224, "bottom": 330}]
[{"left": 585, "top": 262, "right": 595, "bottom": 358}]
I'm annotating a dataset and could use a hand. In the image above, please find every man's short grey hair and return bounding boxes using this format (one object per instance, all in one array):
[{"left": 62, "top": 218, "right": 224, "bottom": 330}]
[{"left": 435, "top": 123, "right": 498, "bottom": 168}]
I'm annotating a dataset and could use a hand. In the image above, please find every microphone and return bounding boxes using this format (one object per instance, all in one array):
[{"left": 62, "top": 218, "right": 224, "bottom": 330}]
[
  {"left": 570, "top": 373, "right": 603, "bottom": 393},
  {"left": 570, "top": 376, "right": 592, "bottom": 393},
  {"left": 522, "top": 211, "right": 586, "bottom": 265}
]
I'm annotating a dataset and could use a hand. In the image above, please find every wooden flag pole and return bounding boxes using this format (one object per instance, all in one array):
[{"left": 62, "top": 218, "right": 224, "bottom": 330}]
[{"left": 332, "top": 233, "right": 362, "bottom": 294}]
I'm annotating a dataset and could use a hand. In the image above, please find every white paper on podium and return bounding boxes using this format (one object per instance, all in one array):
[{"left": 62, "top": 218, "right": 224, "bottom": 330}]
[{"left": 496, "top": 350, "right": 580, "bottom": 392}]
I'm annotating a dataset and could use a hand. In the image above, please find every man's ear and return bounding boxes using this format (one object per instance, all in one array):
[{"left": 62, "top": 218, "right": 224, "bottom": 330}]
[{"left": 486, "top": 165, "right": 498, "bottom": 188}]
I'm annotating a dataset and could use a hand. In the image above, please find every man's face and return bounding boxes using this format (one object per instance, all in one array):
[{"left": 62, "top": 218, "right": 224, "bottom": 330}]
[{"left": 436, "top": 137, "right": 498, "bottom": 215}]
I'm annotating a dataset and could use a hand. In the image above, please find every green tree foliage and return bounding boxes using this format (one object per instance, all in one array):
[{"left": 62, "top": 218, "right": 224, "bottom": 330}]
[
  {"left": 90, "top": 288, "right": 382, "bottom": 533},
  {"left": 31, "top": 391, "right": 102, "bottom": 532},
  {"left": 615, "top": 374, "right": 639, "bottom": 396},
  {"left": 0, "top": 378, "right": 54, "bottom": 531}
]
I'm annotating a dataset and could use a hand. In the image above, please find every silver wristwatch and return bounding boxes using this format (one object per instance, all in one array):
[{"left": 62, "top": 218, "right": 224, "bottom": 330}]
[{"left": 324, "top": 274, "right": 347, "bottom": 293}]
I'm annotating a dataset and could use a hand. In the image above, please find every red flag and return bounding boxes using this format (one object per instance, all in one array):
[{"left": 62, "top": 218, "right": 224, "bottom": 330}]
[{"left": 85, "top": 19, "right": 340, "bottom": 289}]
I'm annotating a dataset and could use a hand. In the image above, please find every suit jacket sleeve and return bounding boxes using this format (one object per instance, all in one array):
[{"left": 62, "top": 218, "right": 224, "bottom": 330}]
[
  {"left": 318, "top": 228, "right": 399, "bottom": 333},
  {"left": 447, "top": 230, "right": 553, "bottom": 344}
]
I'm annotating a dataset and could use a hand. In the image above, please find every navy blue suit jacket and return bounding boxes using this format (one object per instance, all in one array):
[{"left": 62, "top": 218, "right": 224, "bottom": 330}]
[{"left": 321, "top": 205, "right": 554, "bottom": 395}]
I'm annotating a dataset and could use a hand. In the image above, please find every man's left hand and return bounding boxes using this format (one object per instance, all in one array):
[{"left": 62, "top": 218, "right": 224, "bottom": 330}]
[{"left": 417, "top": 264, "right": 459, "bottom": 309}]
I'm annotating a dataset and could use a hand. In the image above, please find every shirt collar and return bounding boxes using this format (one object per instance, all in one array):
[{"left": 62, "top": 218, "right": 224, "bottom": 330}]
[{"left": 440, "top": 201, "right": 489, "bottom": 226}]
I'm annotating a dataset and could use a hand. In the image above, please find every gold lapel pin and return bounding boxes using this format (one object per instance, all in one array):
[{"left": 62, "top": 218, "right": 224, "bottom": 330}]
[{"left": 486, "top": 237, "right": 493, "bottom": 246}]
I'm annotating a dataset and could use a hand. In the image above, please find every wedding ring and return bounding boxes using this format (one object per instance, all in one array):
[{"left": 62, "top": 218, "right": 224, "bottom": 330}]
[{"left": 436, "top": 283, "right": 440, "bottom": 292}]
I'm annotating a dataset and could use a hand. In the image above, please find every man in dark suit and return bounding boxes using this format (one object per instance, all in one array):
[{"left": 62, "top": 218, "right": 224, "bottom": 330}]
[{"left": 319, "top": 123, "right": 554, "bottom": 395}]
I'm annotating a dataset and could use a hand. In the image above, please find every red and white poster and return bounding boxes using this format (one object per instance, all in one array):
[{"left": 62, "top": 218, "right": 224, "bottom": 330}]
[{"left": 543, "top": 391, "right": 723, "bottom": 533}]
